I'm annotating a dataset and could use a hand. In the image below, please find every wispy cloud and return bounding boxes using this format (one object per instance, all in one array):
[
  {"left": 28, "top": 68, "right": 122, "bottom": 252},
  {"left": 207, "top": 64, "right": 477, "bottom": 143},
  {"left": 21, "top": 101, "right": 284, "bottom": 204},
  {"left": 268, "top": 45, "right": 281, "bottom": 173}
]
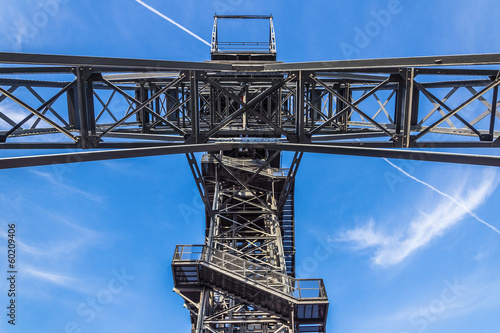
[
  {"left": 30, "top": 169, "right": 103, "bottom": 202},
  {"left": 338, "top": 170, "right": 498, "bottom": 266},
  {"left": 0, "top": 104, "right": 29, "bottom": 130},
  {"left": 0, "top": 1, "right": 43, "bottom": 51},
  {"left": 21, "top": 266, "right": 98, "bottom": 296},
  {"left": 0, "top": 229, "right": 44, "bottom": 256},
  {"left": 9, "top": 20, "right": 33, "bottom": 51},
  {"left": 23, "top": 266, "right": 79, "bottom": 288},
  {"left": 1, "top": 208, "right": 104, "bottom": 262},
  {"left": 349, "top": 273, "right": 500, "bottom": 333}
]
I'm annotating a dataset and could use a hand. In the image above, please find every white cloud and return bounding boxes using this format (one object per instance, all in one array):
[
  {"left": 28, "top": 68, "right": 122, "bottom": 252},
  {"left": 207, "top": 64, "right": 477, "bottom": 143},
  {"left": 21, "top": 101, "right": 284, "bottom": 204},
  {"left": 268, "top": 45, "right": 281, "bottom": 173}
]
[
  {"left": 1, "top": 209, "right": 104, "bottom": 263},
  {"left": 338, "top": 170, "right": 498, "bottom": 266},
  {"left": 0, "top": 104, "right": 29, "bottom": 130},
  {"left": 0, "top": 0, "right": 64, "bottom": 51},
  {"left": 0, "top": 3, "right": 30, "bottom": 51},
  {"left": 348, "top": 273, "right": 500, "bottom": 333},
  {"left": 20, "top": 265, "right": 100, "bottom": 296},
  {"left": 30, "top": 169, "right": 104, "bottom": 202},
  {"left": 23, "top": 266, "right": 79, "bottom": 288}
]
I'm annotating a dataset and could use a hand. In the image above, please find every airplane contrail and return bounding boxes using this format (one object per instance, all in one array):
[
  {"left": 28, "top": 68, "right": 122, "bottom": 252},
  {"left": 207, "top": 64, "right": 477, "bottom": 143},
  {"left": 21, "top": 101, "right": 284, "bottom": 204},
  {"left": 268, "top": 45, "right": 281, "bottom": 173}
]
[
  {"left": 134, "top": 0, "right": 211, "bottom": 47},
  {"left": 384, "top": 158, "right": 500, "bottom": 235}
]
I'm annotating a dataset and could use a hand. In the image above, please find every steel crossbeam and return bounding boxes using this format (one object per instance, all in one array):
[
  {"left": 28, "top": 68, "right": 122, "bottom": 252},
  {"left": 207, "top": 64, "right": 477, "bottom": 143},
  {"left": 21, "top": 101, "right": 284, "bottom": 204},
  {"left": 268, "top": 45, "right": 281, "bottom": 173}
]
[{"left": 0, "top": 51, "right": 499, "bottom": 167}]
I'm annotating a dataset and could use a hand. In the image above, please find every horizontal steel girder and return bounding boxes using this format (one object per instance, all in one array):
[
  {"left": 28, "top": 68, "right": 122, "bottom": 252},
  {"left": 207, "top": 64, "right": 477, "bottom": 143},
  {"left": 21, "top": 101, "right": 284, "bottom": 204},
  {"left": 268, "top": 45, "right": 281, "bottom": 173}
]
[
  {"left": 0, "top": 52, "right": 232, "bottom": 71},
  {"left": 0, "top": 142, "right": 499, "bottom": 169},
  {"left": 264, "top": 53, "right": 500, "bottom": 71},
  {"left": 1, "top": 51, "right": 500, "bottom": 168}
]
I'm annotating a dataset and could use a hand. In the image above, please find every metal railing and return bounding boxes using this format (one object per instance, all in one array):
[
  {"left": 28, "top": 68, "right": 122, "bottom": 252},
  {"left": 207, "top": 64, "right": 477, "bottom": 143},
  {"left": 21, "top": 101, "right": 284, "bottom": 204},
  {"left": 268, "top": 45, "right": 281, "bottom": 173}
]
[
  {"left": 173, "top": 244, "right": 327, "bottom": 301},
  {"left": 202, "top": 154, "right": 288, "bottom": 177},
  {"left": 217, "top": 42, "right": 272, "bottom": 52},
  {"left": 210, "top": 15, "right": 277, "bottom": 56}
]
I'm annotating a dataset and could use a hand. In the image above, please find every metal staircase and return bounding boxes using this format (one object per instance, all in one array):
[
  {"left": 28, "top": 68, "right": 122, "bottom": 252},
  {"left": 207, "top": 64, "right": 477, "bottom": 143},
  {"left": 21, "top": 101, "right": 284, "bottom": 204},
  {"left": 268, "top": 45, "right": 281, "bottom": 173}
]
[
  {"left": 280, "top": 192, "right": 295, "bottom": 278},
  {"left": 172, "top": 245, "right": 328, "bottom": 331}
]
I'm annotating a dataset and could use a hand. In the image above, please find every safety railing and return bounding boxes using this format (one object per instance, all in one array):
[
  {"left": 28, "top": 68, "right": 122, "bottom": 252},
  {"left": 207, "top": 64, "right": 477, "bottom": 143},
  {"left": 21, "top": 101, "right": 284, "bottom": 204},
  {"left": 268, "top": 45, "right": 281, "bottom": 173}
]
[
  {"left": 216, "top": 41, "right": 272, "bottom": 52},
  {"left": 173, "top": 245, "right": 327, "bottom": 301},
  {"left": 172, "top": 244, "right": 206, "bottom": 261},
  {"left": 202, "top": 154, "right": 288, "bottom": 177}
]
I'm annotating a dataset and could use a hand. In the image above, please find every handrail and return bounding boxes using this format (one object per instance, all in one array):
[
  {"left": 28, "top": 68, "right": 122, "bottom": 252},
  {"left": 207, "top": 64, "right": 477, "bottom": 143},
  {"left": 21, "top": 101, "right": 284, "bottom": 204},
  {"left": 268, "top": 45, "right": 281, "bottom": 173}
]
[
  {"left": 204, "top": 154, "right": 288, "bottom": 177},
  {"left": 210, "top": 16, "right": 277, "bottom": 56},
  {"left": 173, "top": 244, "right": 327, "bottom": 300},
  {"left": 218, "top": 42, "right": 269, "bottom": 45}
]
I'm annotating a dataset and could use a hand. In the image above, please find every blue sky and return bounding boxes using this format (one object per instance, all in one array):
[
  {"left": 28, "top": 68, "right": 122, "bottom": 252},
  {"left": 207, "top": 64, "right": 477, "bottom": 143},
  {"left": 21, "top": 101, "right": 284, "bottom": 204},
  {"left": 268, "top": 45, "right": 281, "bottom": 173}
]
[{"left": 1, "top": 0, "right": 500, "bottom": 332}]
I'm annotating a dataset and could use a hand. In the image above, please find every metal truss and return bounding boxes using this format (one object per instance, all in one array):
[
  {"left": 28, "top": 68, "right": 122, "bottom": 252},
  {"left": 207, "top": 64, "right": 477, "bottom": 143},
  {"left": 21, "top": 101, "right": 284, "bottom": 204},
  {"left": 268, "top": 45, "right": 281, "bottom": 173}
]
[
  {"left": 1, "top": 52, "right": 500, "bottom": 169},
  {"left": 172, "top": 151, "right": 328, "bottom": 332}
]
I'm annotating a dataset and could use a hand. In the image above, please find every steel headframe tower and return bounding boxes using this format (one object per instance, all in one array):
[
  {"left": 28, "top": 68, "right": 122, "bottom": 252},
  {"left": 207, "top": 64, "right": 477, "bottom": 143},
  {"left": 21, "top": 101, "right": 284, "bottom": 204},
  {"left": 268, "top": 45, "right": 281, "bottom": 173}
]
[
  {"left": 1, "top": 14, "right": 500, "bottom": 333},
  {"left": 174, "top": 16, "right": 328, "bottom": 332}
]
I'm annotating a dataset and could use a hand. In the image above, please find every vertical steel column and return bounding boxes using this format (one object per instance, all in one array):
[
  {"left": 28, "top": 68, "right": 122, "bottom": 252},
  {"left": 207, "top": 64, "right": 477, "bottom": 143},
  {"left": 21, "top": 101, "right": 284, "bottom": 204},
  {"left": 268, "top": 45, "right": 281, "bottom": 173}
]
[
  {"left": 153, "top": 84, "right": 160, "bottom": 125},
  {"left": 336, "top": 83, "right": 351, "bottom": 131},
  {"left": 76, "top": 67, "right": 90, "bottom": 149},
  {"left": 190, "top": 71, "right": 200, "bottom": 143},
  {"left": 210, "top": 86, "right": 216, "bottom": 129},
  {"left": 278, "top": 85, "right": 283, "bottom": 127},
  {"left": 181, "top": 82, "right": 186, "bottom": 129},
  {"left": 295, "top": 72, "right": 305, "bottom": 142},
  {"left": 401, "top": 68, "right": 416, "bottom": 148},
  {"left": 138, "top": 81, "right": 150, "bottom": 133},
  {"left": 216, "top": 88, "right": 222, "bottom": 125},
  {"left": 267, "top": 90, "right": 272, "bottom": 119},
  {"left": 394, "top": 72, "right": 405, "bottom": 138},
  {"left": 489, "top": 86, "right": 498, "bottom": 140},
  {"left": 67, "top": 86, "right": 78, "bottom": 128},
  {"left": 305, "top": 82, "right": 310, "bottom": 128},
  {"left": 328, "top": 91, "right": 334, "bottom": 119},
  {"left": 242, "top": 84, "right": 248, "bottom": 129},
  {"left": 86, "top": 79, "right": 96, "bottom": 137},
  {"left": 195, "top": 287, "right": 209, "bottom": 333}
]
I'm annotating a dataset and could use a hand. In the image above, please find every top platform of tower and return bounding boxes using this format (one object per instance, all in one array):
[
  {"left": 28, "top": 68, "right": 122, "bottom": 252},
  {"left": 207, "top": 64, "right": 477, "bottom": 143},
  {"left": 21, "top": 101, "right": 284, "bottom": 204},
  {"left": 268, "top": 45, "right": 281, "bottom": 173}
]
[{"left": 209, "top": 15, "right": 278, "bottom": 62}]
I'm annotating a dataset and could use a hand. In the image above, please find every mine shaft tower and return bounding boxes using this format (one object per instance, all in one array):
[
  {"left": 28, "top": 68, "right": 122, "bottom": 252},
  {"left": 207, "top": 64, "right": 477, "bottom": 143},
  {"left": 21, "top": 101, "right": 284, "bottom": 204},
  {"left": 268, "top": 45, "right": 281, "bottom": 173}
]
[
  {"left": 1, "top": 14, "right": 500, "bottom": 333},
  {"left": 173, "top": 16, "right": 328, "bottom": 332}
]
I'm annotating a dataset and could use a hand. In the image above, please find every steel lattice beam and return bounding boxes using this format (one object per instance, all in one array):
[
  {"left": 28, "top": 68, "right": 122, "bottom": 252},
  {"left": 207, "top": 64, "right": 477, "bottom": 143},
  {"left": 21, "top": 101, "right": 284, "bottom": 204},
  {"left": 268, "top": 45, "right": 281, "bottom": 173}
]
[{"left": 1, "top": 51, "right": 500, "bottom": 169}]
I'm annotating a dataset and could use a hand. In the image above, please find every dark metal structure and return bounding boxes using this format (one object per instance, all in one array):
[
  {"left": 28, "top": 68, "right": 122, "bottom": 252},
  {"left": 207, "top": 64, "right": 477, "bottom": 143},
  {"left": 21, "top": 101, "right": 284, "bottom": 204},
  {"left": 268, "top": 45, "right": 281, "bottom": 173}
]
[
  {"left": 1, "top": 14, "right": 500, "bottom": 333},
  {"left": 1, "top": 53, "right": 500, "bottom": 166},
  {"left": 173, "top": 150, "right": 328, "bottom": 332},
  {"left": 210, "top": 15, "right": 277, "bottom": 61}
]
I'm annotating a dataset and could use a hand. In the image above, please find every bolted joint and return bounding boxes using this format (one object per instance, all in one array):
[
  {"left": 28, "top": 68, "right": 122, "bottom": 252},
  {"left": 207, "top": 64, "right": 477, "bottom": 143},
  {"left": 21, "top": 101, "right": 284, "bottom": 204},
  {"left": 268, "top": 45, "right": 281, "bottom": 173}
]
[
  {"left": 184, "top": 133, "right": 206, "bottom": 144},
  {"left": 88, "top": 135, "right": 103, "bottom": 148},
  {"left": 389, "top": 73, "right": 404, "bottom": 83},
  {"left": 301, "top": 133, "right": 312, "bottom": 144},
  {"left": 394, "top": 134, "right": 417, "bottom": 148},
  {"left": 392, "top": 134, "right": 403, "bottom": 147},
  {"left": 74, "top": 66, "right": 94, "bottom": 81},
  {"left": 287, "top": 134, "right": 300, "bottom": 143},
  {"left": 75, "top": 136, "right": 101, "bottom": 150},
  {"left": 480, "top": 133, "right": 494, "bottom": 142},
  {"left": 87, "top": 72, "right": 103, "bottom": 81},
  {"left": 406, "top": 135, "right": 417, "bottom": 148}
]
